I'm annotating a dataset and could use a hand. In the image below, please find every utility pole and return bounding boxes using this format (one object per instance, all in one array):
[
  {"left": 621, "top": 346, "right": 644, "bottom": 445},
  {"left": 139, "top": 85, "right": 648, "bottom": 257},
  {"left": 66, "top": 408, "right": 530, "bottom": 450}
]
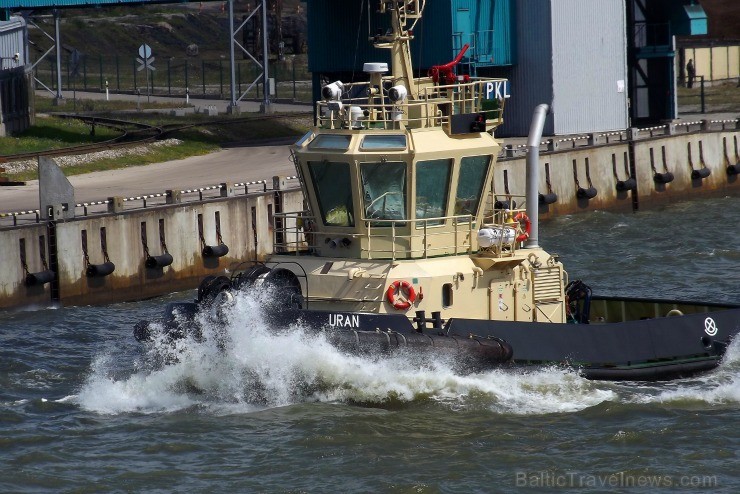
[
  {"left": 260, "top": 0, "right": 272, "bottom": 114},
  {"left": 54, "top": 10, "right": 63, "bottom": 104},
  {"left": 227, "top": 0, "right": 239, "bottom": 115}
]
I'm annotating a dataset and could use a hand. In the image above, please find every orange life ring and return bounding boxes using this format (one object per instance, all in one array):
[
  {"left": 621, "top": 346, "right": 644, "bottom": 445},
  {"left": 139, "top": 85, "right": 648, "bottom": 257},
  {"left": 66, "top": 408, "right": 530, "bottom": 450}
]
[
  {"left": 514, "top": 212, "right": 531, "bottom": 242},
  {"left": 386, "top": 280, "right": 416, "bottom": 311}
]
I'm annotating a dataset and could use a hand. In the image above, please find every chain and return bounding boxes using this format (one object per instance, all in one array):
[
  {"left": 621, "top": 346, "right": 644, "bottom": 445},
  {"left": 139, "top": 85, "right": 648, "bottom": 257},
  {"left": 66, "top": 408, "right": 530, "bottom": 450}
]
[
  {"left": 159, "top": 221, "right": 169, "bottom": 254},
  {"left": 19, "top": 238, "right": 29, "bottom": 276},
  {"left": 198, "top": 214, "right": 206, "bottom": 249},
  {"left": 585, "top": 159, "right": 594, "bottom": 188},
  {"left": 216, "top": 212, "right": 224, "bottom": 245},
  {"left": 141, "top": 223, "right": 151, "bottom": 258},
  {"left": 81, "top": 230, "right": 91, "bottom": 268},
  {"left": 39, "top": 235, "right": 49, "bottom": 271},
  {"left": 101, "top": 229, "right": 111, "bottom": 264}
]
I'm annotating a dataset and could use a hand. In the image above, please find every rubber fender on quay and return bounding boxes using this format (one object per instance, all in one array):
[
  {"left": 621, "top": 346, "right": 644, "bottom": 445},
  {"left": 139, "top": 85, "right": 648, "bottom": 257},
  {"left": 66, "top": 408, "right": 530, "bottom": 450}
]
[
  {"left": 576, "top": 187, "right": 598, "bottom": 199},
  {"left": 86, "top": 261, "right": 115, "bottom": 278},
  {"left": 494, "top": 200, "right": 517, "bottom": 210},
  {"left": 202, "top": 244, "right": 229, "bottom": 258},
  {"left": 615, "top": 178, "right": 637, "bottom": 192},
  {"left": 145, "top": 253, "right": 174, "bottom": 269},
  {"left": 539, "top": 192, "right": 558, "bottom": 205},
  {"left": 691, "top": 168, "right": 711, "bottom": 179},
  {"left": 726, "top": 164, "right": 740, "bottom": 175},
  {"left": 25, "top": 270, "right": 55, "bottom": 286},
  {"left": 653, "top": 171, "right": 674, "bottom": 184}
]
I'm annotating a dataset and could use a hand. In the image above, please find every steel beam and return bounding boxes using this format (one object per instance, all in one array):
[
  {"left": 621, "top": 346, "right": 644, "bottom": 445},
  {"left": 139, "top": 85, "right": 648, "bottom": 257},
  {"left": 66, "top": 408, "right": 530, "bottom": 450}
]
[{"left": 54, "top": 10, "right": 63, "bottom": 102}]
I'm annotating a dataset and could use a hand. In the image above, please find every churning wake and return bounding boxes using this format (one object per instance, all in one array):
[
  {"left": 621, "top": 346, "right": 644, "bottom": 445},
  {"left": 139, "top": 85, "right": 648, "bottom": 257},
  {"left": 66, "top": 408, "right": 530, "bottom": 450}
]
[{"left": 75, "top": 289, "right": 740, "bottom": 415}]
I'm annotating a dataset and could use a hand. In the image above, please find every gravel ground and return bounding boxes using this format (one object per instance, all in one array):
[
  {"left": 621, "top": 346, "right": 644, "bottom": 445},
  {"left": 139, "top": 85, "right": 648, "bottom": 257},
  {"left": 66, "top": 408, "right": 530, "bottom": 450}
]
[{"left": 2, "top": 138, "right": 184, "bottom": 175}]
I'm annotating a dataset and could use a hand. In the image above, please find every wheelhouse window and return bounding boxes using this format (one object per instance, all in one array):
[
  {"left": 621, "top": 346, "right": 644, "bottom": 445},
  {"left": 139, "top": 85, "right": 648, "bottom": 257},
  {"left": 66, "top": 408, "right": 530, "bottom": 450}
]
[
  {"left": 454, "top": 155, "right": 490, "bottom": 216},
  {"left": 308, "top": 161, "right": 355, "bottom": 226},
  {"left": 416, "top": 158, "right": 452, "bottom": 226},
  {"left": 308, "top": 134, "right": 352, "bottom": 150},
  {"left": 360, "top": 135, "right": 407, "bottom": 151},
  {"left": 360, "top": 161, "right": 407, "bottom": 224}
]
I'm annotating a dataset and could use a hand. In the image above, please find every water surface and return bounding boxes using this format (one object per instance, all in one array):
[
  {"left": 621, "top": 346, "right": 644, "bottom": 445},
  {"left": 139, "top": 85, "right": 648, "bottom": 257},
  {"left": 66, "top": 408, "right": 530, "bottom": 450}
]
[{"left": 2, "top": 196, "right": 738, "bottom": 493}]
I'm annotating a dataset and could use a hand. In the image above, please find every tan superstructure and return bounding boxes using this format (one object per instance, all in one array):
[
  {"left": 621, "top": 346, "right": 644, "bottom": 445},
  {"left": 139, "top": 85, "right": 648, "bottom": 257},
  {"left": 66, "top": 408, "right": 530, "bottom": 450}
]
[{"left": 268, "top": 1, "right": 567, "bottom": 325}]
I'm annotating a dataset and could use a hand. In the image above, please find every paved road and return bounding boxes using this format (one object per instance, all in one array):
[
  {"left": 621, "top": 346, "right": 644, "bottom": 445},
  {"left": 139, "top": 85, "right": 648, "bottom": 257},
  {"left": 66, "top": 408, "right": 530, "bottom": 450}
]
[{"left": 0, "top": 142, "right": 297, "bottom": 213}]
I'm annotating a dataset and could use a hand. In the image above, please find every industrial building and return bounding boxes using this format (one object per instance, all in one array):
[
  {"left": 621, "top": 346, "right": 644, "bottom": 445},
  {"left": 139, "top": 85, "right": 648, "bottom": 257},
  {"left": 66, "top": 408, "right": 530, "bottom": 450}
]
[
  {"left": 306, "top": 0, "right": 712, "bottom": 136},
  {"left": 0, "top": 1, "right": 720, "bottom": 137},
  {"left": 0, "top": 15, "right": 32, "bottom": 136}
]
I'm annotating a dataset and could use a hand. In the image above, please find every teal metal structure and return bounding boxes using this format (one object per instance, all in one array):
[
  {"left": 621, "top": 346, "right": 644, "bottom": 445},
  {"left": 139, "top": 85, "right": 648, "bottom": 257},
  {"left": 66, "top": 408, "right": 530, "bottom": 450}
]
[
  {"left": 306, "top": 0, "right": 514, "bottom": 77},
  {"left": 672, "top": 3, "right": 707, "bottom": 36}
]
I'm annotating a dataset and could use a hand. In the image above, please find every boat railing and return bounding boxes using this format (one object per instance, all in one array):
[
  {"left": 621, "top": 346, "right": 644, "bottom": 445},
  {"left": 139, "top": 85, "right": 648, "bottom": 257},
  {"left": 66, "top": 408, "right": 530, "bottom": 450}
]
[
  {"left": 273, "top": 207, "right": 532, "bottom": 261},
  {"left": 361, "top": 214, "right": 475, "bottom": 260},
  {"left": 316, "top": 77, "right": 506, "bottom": 132},
  {"left": 478, "top": 194, "right": 529, "bottom": 257},
  {"left": 484, "top": 194, "right": 528, "bottom": 222},
  {"left": 272, "top": 210, "right": 313, "bottom": 254},
  {"left": 272, "top": 211, "right": 477, "bottom": 260}
]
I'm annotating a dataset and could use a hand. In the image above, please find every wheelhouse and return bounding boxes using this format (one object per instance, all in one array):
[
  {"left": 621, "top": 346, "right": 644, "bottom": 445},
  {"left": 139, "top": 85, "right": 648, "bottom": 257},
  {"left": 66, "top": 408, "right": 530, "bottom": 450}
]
[{"left": 291, "top": 127, "right": 500, "bottom": 260}]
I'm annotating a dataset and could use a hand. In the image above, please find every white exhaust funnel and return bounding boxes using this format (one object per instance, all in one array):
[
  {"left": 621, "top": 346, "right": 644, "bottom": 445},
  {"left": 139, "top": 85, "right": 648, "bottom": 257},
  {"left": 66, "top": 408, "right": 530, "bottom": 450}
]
[{"left": 525, "top": 104, "right": 549, "bottom": 249}]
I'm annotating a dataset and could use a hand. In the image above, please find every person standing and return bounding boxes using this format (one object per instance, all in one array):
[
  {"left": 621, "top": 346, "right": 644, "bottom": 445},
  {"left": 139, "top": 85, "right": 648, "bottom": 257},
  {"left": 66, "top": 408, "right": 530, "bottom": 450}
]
[{"left": 686, "top": 59, "right": 695, "bottom": 88}]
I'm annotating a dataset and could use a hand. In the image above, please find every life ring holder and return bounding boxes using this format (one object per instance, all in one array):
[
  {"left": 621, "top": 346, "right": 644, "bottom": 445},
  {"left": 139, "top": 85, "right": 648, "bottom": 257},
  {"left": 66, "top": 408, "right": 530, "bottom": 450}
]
[
  {"left": 386, "top": 280, "right": 416, "bottom": 311},
  {"left": 514, "top": 212, "right": 532, "bottom": 243}
]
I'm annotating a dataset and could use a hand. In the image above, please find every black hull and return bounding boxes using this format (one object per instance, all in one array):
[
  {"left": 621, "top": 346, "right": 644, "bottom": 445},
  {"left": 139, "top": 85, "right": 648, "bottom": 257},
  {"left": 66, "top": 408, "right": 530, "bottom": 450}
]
[
  {"left": 137, "top": 299, "right": 740, "bottom": 381},
  {"left": 266, "top": 304, "right": 740, "bottom": 381}
]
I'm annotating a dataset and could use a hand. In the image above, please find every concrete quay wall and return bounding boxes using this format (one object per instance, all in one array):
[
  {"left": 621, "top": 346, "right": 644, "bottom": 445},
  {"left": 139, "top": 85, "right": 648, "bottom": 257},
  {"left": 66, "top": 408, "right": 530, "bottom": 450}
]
[
  {"left": 0, "top": 188, "right": 305, "bottom": 309},
  {"left": 497, "top": 123, "right": 739, "bottom": 216}
]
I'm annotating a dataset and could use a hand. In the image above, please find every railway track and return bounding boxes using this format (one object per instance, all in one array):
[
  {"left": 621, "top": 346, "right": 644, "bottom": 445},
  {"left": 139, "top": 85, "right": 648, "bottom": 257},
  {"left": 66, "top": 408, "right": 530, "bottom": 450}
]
[
  {"left": 0, "top": 111, "right": 310, "bottom": 164},
  {"left": 0, "top": 115, "right": 164, "bottom": 162}
]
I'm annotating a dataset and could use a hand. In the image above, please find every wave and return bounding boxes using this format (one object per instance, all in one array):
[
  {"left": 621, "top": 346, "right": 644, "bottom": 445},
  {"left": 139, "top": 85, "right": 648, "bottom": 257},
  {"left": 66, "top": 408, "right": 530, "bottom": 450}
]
[
  {"left": 75, "top": 290, "right": 739, "bottom": 416},
  {"left": 622, "top": 339, "right": 740, "bottom": 407}
]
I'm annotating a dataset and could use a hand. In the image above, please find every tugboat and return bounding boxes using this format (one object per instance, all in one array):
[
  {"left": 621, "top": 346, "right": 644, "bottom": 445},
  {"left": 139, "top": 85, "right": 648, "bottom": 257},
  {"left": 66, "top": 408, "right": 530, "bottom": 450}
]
[{"left": 135, "top": 1, "right": 740, "bottom": 380}]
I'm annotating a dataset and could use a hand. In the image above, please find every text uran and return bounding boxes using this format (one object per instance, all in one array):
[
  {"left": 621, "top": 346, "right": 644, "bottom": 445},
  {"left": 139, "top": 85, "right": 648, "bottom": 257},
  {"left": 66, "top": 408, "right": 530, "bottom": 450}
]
[{"left": 328, "top": 313, "right": 360, "bottom": 328}]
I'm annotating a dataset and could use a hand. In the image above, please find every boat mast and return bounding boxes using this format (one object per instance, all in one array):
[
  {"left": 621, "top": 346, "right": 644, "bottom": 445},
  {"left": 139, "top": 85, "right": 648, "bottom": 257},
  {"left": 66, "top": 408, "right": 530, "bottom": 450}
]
[{"left": 374, "top": 1, "right": 423, "bottom": 99}]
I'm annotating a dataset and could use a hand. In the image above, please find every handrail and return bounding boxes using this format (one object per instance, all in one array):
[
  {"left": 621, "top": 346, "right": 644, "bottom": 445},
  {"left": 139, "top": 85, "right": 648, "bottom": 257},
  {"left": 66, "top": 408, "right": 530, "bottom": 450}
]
[
  {"left": 1, "top": 176, "right": 300, "bottom": 228},
  {"left": 273, "top": 205, "right": 534, "bottom": 261},
  {"left": 273, "top": 209, "right": 538, "bottom": 261},
  {"left": 316, "top": 77, "right": 506, "bottom": 132}
]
